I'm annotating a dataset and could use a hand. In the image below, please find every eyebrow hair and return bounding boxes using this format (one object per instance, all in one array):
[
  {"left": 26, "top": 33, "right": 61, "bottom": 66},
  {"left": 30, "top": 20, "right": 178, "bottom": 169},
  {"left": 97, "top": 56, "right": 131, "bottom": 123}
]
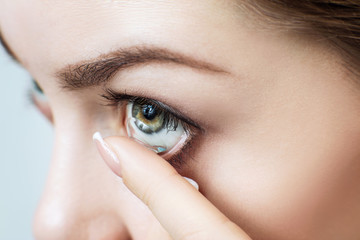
[
  {"left": 0, "top": 30, "right": 19, "bottom": 62},
  {"left": 57, "top": 46, "right": 228, "bottom": 90}
]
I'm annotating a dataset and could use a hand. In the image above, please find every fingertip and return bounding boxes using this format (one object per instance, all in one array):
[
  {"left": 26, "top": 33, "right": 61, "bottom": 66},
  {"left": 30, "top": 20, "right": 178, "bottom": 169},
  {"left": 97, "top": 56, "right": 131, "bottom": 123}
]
[
  {"left": 92, "top": 131, "right": 102, "bottom": 141},
  {"left": 93, "top": 131, "right": 123, "bottom": 178},
  {"left": 183, "top": 177, "right": 199, "bottom": 191},
  {"left": 104, "top": 135, "right": 161, "bottom": 163}
]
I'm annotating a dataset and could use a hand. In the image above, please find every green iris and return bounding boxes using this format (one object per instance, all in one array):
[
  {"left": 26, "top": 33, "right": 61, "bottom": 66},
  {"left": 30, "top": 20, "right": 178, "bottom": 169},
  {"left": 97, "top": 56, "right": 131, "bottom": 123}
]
[{"left": 132, "top": 103, "right": 165, "bottom": 134}]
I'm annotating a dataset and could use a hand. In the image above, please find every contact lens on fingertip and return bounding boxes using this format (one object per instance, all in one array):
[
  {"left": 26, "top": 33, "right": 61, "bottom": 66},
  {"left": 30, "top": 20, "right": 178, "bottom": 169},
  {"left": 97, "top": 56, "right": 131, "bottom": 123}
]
[{"left": 156, "top": 147, "right": 167, "bottom": 153}]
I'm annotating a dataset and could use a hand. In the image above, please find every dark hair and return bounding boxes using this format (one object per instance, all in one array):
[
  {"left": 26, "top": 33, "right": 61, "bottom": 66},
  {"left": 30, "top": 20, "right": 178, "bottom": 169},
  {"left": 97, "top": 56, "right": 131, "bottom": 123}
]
[{"left": 240, "top": 0, "right": 360, "bottom": 80}]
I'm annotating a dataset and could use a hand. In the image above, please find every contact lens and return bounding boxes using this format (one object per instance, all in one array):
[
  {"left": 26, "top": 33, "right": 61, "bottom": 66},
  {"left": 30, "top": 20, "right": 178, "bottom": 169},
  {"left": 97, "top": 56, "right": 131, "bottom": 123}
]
[{"left": 125, "top": 101, "right": 188, "bottom": 156}]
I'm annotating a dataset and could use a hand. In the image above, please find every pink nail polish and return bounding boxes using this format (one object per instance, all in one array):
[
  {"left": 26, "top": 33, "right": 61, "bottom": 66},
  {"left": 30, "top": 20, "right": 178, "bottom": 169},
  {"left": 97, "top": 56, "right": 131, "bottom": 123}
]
[{"left": 93, "top": 132, "right": 122, "bottom": 178}]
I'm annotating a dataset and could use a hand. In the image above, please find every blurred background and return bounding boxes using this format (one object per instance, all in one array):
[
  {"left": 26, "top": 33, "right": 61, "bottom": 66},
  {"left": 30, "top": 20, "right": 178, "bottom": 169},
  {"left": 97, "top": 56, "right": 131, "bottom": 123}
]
[{"left": 0, "top": 47, "right": 53, "bottom": 239}]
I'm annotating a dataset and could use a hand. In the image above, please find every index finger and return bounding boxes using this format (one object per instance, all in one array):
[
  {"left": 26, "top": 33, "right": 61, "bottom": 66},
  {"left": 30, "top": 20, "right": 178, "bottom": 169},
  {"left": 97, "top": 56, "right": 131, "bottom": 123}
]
[{"left": 94, "top": 133, "right": 251, "bottom": 240}]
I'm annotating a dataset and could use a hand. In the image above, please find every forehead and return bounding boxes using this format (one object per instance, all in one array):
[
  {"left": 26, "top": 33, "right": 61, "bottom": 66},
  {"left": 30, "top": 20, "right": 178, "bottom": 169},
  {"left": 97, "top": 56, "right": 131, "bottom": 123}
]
[{"left": 0, "top": 0, "right": 237, "bottom": 77}]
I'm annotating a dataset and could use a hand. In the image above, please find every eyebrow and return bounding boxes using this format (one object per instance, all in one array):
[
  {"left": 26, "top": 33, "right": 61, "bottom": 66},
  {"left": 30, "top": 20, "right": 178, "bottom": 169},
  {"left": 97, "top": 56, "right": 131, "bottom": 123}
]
[
  {"left": 57, "top": 46, "right": 228, "bottom": 90},
  {"left": 0, "top": 31, "right": 18, "bottom": 62}
]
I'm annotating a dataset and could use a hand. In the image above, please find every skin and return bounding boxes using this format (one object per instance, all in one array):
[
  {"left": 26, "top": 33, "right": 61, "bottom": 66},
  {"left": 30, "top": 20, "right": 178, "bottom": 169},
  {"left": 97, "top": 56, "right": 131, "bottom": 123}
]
[{"left": 1, "top": 0, "right": 360, "bottom": 239}]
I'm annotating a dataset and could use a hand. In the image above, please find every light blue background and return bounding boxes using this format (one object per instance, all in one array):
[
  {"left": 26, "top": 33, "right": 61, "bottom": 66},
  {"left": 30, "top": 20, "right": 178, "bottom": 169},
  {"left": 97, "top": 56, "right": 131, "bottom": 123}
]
[{"left": 0, "top": 47, "right": 53, "bottom": 240}]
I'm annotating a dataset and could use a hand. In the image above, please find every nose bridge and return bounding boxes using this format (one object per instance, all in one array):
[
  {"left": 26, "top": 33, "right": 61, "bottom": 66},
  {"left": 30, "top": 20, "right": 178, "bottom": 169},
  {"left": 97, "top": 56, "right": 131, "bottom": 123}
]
[{"left": 33, "top": 130, "right": 131, "bottom": 240}]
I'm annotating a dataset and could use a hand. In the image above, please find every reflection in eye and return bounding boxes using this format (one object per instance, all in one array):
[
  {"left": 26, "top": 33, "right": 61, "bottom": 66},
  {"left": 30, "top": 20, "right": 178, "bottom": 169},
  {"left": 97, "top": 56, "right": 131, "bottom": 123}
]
[{"left": 126, "top": 101, "right": 188, "bottom": 157}]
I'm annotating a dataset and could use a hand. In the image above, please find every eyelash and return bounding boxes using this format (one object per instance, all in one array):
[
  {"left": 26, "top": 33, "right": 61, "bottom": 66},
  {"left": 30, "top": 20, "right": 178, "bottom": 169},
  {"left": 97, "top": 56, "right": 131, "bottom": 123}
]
[{"left": 101, "top": 88, "right": 201, "bottom": 168}]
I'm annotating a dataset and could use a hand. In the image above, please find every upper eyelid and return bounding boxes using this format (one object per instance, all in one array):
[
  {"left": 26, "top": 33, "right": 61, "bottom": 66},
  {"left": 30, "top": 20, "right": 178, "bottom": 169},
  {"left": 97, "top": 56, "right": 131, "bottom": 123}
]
[{"left": 100, "top": 88, "right": 203, "bottom": 132}]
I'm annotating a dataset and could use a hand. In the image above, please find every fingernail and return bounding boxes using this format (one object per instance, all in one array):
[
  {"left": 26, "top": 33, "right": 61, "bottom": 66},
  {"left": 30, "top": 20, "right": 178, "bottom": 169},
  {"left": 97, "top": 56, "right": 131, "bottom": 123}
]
[
  {"left": 183, "top": 177, "right": 199, "bottom": 191},
  {"left": 93, "top": 132, "right": 122, "bottom": 178}
]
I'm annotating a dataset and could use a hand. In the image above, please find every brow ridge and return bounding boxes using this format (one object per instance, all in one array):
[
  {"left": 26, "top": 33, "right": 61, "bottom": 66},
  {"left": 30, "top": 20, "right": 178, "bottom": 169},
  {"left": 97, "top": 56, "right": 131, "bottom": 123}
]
[{"left": 57, "top": 45, "right": 227, "bottom": 90}]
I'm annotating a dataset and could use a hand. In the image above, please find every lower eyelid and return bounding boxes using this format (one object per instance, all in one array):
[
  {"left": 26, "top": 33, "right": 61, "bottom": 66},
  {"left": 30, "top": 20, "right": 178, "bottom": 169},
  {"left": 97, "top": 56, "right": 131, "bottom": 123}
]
[
  {"left": 165, "top": 134, "right": 197, "bottom": 170},
  {"left": 158, "top": 132, "right": 189, "bottom": 159}
]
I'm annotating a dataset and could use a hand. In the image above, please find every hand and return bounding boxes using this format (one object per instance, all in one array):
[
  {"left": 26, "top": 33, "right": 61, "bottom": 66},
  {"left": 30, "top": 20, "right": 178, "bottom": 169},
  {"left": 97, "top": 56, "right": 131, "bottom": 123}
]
[{"left": 93, "top": 132, "right": 252, "bottom": 240}]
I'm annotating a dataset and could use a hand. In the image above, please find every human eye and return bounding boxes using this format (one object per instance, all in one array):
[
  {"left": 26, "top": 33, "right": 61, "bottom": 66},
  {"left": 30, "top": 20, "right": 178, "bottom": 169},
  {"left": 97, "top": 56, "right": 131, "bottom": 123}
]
[
  {"left": 101, "top": 89, "right": 202, "bottom": 166},
  {"left": 29, "top": 79, "right": 53, "bottom": 122}
]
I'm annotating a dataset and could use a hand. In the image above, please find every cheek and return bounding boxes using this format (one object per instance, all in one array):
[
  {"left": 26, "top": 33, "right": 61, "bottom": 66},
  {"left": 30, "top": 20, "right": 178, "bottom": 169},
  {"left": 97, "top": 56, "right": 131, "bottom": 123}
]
[
  {"left": 183, "top": 49, "right": 360, "bottom": 239},
  {"left": 186, "top": 83, "right": 360, "bottom": 240},
  {"left": 192, "top": 131, "right": 360, "bottom": 239}
]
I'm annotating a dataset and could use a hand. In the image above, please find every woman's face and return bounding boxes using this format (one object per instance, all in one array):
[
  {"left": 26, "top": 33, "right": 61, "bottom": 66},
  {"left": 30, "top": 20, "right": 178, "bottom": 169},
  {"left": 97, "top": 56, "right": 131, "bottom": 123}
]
[{"left": 1, "top": 0, "right": 360, "bottom": 239}]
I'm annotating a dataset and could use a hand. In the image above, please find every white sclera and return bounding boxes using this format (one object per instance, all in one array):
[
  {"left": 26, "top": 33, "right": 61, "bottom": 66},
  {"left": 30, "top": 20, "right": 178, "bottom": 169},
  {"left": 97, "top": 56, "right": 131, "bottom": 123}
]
[{"left": 126, "top": 103, "right": 188, "bottom": 155}]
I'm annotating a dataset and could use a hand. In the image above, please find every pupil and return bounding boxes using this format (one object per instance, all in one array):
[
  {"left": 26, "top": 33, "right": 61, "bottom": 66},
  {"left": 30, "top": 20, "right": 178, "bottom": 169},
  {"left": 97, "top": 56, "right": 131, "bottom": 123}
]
[{"left": 142, "top": 105, "right": 157, "bottom": 120}]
